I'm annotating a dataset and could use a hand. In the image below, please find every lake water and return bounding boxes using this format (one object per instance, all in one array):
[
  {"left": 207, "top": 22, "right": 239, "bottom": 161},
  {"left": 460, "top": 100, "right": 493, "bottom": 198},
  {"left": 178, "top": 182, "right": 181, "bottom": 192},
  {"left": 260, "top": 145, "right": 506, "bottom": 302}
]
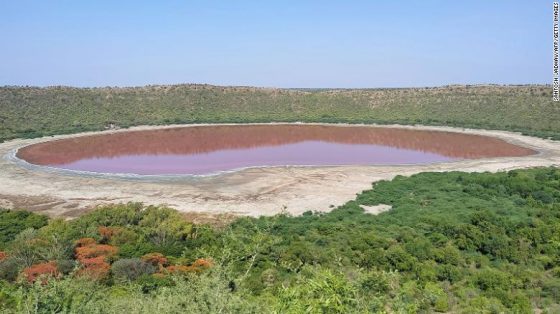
[{"left": 17, "top": 125, "right": 535, "bottom": 175}]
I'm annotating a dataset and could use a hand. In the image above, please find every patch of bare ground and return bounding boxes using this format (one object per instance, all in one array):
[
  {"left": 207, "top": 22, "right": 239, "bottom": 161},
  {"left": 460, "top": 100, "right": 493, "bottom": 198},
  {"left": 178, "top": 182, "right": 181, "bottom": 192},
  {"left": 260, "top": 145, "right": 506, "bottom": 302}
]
[
  {"left": 360, "top": 204, "right": 392, "bottom": 215},
  {"left": 0, "top": 193, "right": 94, "bottom": 218},
  {"left": 0, "top": 198, "right": 14, "bottom": 209}
]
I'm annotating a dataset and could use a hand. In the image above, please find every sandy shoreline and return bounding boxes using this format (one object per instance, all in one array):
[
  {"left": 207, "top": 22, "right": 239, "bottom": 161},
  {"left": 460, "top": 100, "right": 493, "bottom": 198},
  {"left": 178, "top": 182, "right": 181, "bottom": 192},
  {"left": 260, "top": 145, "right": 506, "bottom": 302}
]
[{"left": 1, "top": 123, "right": 559, "bottom": 218}]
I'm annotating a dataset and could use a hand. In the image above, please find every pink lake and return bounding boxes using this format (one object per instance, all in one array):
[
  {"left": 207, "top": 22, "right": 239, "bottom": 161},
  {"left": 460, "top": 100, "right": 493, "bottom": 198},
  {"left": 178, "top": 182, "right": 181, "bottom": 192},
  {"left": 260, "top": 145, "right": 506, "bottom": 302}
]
[{"left": 17, "top": 125, "right": 535, "bottom": 175}]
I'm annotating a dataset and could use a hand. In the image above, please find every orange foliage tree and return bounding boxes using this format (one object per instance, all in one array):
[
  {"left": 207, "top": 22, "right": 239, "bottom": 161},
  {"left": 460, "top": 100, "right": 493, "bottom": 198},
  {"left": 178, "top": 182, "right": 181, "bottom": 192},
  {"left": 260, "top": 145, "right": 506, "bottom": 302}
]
[
  {"left": 74, "top": 238, "right": 118, "bottom": 280},
  {"left": 192, "top": 258, "right": 213, "bottom": 269},
  {"left": 76, "top": 256, "right": 111, "bottom": 280},
  {"left": 22, "top": 261, "right": 59, "bottom": 284},
  {"left": 141, "top": 252, "right": 169, "bottom": 269},
  {"left": 98, "top": 226, "right": 123, "bottom": 243},
  {"left": 0, "top": 251, "right": 7, "bottom": 261},
  {"left": 164, "top": 258, "right": 213, "bottom": 274},
  {"left": 75, "top": 244, "right": 118, "bottom": 262}
]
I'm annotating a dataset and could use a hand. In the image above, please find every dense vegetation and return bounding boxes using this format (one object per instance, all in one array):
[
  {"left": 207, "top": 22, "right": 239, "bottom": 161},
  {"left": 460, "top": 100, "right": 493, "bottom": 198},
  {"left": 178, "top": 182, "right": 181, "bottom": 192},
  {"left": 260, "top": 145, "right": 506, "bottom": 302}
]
[
  {"left": 0, "top": 167, "right": 559, "bottom": 313},
  {"left": 1, "top": 84, "right": 558, "bottom": 142}
]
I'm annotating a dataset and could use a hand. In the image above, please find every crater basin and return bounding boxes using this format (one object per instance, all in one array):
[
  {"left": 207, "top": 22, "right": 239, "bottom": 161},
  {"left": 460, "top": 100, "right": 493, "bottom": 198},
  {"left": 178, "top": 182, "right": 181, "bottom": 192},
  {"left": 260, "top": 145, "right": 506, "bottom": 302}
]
[{"left": 16, "top": 124, "right": 536, "bottom": 176}]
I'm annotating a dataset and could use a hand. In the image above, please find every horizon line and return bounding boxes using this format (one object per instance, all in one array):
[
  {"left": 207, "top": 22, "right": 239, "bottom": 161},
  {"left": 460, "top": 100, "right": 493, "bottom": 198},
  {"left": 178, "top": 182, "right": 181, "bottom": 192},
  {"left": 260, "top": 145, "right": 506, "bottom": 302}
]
[{"left": 0, "top": 82, "right": 551, "bottom": 90}]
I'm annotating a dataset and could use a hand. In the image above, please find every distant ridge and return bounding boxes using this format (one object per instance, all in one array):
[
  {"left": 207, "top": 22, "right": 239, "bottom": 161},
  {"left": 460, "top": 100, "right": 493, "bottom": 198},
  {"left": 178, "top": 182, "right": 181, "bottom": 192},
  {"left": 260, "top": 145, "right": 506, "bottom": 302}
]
[{"left": 0, "top": 84, "right": 557, "bottom": 143}]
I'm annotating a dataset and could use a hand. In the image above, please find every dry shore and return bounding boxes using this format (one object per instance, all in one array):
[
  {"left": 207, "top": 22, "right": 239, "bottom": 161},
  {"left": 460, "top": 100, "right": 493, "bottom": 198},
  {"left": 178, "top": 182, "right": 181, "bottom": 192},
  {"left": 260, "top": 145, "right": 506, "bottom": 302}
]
[{"left": 1, "top": 123, "right": 559, "bottom": 219}]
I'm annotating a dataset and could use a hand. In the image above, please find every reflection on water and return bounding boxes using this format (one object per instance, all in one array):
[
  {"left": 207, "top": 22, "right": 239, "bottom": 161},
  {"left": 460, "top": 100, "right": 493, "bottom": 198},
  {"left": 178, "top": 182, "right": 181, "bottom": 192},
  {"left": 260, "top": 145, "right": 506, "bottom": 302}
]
[{"left": 17, "top": 125, "right": 535, "bottom": 175}]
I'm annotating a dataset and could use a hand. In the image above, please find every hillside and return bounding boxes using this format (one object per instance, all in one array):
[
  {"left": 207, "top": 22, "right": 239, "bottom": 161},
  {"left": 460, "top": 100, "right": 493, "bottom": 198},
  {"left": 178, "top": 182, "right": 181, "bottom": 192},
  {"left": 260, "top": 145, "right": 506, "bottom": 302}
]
[
  {"left": 0, "top": 84, "right": 558, "bottom": 142},
  {"left": 0, "top": 167, "right": 559, "bottom": 312}
]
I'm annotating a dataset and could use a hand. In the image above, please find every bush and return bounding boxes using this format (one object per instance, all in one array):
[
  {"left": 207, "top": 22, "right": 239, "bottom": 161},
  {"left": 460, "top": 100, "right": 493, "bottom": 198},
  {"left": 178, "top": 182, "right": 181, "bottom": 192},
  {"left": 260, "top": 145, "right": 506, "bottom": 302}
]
[
  {"left": 141, "top": 253, "right": 168, "bottom": 267},
  {"left": 22, "top": 261, "right": 59, "bottom": 284},
  {"left": 8, "top": 228, "right": 43, "bottom": 267},
  {"left": 135, "top": 274, "right": 174, "bottom": 293},
  {"left": 0, "top": 258, "right": 20, "bottom": 282},
  {"left": 111, "top": 259, "right": 155, "bottom": 282},
  {"left": 77, "top": 257, "right": 111, "bottom": 280},
  {"left": 0, "top": 210, "right": 48, "bottom": 247},
  {"left": 475, "top": 268, "right": 511, "bottom": 292},
  {"left": 75, "top": 243, "right": 118, "bottom": 262},
  {"left": 56, "top": 260, "right": 76, "bottom": 275},
  {"left": 276, "top": 266, "right": 358, "bottom": 313}
]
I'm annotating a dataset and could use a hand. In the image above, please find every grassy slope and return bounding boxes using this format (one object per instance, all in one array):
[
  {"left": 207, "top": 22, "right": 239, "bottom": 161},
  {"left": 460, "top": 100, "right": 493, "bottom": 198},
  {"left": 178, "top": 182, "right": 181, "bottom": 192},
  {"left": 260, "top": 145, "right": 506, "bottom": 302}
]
[{"left": 0, "top": 84, "right": 558, "bottom": 142}]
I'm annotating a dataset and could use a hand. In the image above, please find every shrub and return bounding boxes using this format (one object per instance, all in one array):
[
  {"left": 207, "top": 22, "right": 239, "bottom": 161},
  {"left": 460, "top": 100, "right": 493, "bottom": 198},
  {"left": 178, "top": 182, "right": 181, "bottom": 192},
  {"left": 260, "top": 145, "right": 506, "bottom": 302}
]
[
  {"left": 73, "top": 203, "right": 144, "bottom": 229},
  {"left": 360, "top": 270, "right": 398, "bottom": 294},
  {"left": 0, "top": 210, "right": 48, "bottom": 247},
  {"left": 164, "top": 265, "right": 195, "bottom": 274},
  {"left": 108, "top": 228, "right": 138, "bottom": 246},
  {"left": 164, "top": 258, "right": 213, "bottom": 275},
  {"left": 276, "top": 266, "right": 358, "bottom": 313},
  {"left": 141, "top": 252, "right": 169, "bottom": 267},
  {"left": 74, "top": 238, "right": 96, "bottom": 248},
  {"left": 38, "top": 236, "right": 74, "bottom": 261},
  {"left": 22, "top": 261, "right": 59, "bottom": 284},
  {"left": 73, "top": 239, "right": 117, "bottom": 281},
  {"left": 135, "top": 273, "right": 174, "bottom": 293},
  {"left": 139, "top": 206, "right": 195, "bottom": 246},
  {"left": 111, "top": 259, "right": 155, "bottom": 282},
  {"left": 8, "top": 228, "right": 44, "bottom": 267},
  {"left": 424, "top": 282, "right": 449, "bottom": 312},
  {"left": 56, "top": 259, "right": 76, "bottom": 275},
  {"left": 98, "top": 226, "right": 118, "bottom": 242},
  {"left": 0, "top": 258, "right": 20, "bottom": 282},
  {"left": 77, "top": 256, "right": 110, "bottom": 280},
  {"left": 192, "top": 258, "right": 213, "bottom": 269},
  {"left": 475, "top": 268, "right": 511, "bottom": 292},
  {"left": 75, "top": 244, "right": 118, "bottom": 262}
]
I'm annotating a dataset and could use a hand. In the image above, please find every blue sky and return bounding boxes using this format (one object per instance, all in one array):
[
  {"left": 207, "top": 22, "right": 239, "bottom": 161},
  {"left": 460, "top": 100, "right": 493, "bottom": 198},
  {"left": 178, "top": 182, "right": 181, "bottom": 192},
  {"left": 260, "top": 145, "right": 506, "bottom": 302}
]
[{"left": 0, "top": 1, "right": 550, "bottom": 88}]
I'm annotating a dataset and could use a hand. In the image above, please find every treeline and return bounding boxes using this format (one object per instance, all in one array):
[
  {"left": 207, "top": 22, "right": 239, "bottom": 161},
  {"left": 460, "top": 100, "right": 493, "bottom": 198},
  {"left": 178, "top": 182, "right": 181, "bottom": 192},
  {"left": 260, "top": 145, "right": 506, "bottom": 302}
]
[
  {"left": 0, "top": 84, "right": 558, "bottom": 143},
  {"left": 0, "top": 167, "right": 559, "bottom": 312}
]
